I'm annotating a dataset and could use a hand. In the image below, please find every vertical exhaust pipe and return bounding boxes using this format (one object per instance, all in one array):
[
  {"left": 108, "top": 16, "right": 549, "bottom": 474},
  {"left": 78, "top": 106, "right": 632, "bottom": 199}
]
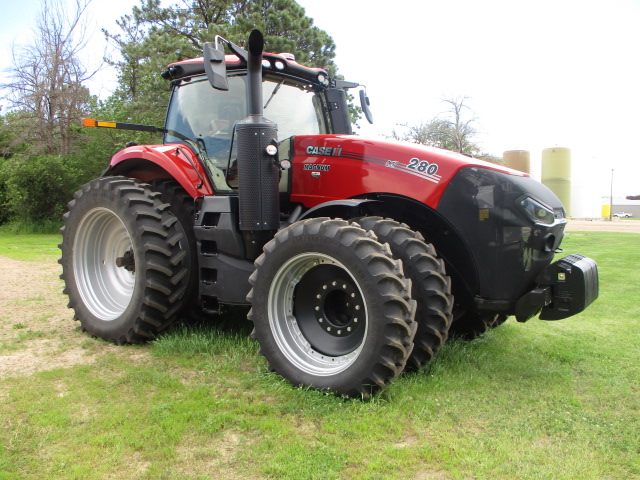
[
  {"left": 236, "top": 30, "right": 280, "bottom": 258},
  {"left": 247, "top": 30, "right": 264, "bottom": 117}
]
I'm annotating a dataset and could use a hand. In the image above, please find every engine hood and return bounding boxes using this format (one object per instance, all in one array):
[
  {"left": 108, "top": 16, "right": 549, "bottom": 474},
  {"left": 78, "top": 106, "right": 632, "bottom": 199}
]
[
  {"left": 353, "top": 136, "right": 527, "bottom": 177},
  {"left": 289, "top": 134, "right": 529, "bottom": 209}
]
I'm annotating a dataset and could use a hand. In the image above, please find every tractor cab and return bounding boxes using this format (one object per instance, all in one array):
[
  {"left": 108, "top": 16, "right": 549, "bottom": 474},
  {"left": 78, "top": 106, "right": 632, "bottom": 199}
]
[
  {"left": 163, "top": 69, "right": 328, "bottom": 191},
  {"left": 161, "top": 45, "right": 364, "bottom": 194}
]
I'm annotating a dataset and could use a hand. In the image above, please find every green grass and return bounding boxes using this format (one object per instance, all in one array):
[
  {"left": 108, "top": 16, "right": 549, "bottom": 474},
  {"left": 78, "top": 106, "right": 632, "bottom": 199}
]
[
  {"left": 0, "top": 232, "right": 638, "bottom": 479},
  {"left": 0, "top": 219, "right": 63, "bottom": 235},
  {"left": 0, "top": 232, "right": 60, "bottom": 262}
]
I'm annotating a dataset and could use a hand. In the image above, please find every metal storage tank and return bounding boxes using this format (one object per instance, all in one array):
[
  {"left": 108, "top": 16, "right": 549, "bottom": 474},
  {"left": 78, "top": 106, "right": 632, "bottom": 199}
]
[
  {"left": 503, "top": 150, "right": 530, "bottom": 174},
  {"left": 542, "top": 147, "right": 571, "bottom": 216}
]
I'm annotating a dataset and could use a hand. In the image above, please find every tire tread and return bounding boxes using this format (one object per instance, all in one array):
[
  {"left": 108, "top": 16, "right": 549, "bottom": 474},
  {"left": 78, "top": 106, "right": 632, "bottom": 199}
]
[
  {"left": 248, "top": 217, "right": 417, "bottom": 397},
  {"left": 59, "top": 176, "right": 189, "bottom": 343},
  {"left": 353, "top": 216, "right": 453, "bottom": 371}
]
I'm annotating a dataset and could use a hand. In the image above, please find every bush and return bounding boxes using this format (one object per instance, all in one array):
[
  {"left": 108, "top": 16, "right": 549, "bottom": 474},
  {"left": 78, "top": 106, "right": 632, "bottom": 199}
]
[{"left": 3, "top": 155, "right": 79, "bottom": 224}]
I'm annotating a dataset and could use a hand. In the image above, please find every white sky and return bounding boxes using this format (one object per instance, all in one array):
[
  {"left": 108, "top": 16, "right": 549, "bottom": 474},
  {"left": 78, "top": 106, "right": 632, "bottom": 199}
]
[{"left": 1, "top": 0, "right": 639, "bottom": 212}]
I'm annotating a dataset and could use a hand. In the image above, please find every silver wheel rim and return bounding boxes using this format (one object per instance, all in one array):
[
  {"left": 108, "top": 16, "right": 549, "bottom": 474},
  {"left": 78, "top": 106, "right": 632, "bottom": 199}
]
[
  {"left": 73, "top": 208, "right": 135, "bottom": 321},
  {"left": 267, "top": 252, "right": 368, "bottom": 376}
]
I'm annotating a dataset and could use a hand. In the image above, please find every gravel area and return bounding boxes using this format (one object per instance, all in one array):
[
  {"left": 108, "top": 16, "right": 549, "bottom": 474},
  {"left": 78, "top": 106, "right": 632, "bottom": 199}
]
[{"left": 566, "top": 219, "right": 640, "bottom": 233}]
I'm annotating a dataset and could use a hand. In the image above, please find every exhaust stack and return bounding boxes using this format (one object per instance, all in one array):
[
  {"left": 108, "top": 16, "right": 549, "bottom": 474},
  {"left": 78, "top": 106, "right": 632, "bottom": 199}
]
[{"left": 235, "top": 30, "right": 280, "bottom": 252}]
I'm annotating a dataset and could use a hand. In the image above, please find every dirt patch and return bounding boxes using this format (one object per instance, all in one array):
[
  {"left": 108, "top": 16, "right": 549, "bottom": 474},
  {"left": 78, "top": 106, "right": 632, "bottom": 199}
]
[
  {"left": 174, "top": 431, "right": 253, "bottom": 480},
  {"left": 0, "top": 257, "right": 145, "bottom": 379}
]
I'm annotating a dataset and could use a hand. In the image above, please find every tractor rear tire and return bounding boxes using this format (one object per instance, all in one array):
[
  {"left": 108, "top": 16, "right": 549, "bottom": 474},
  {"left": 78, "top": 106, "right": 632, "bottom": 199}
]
[
  {"left": 149, "top": 179, "right": 201, "bottom": 320},
  {"left": 353, "top": 217, "right": 453, "bottom": 370},
  {"left": 247, "top": 218, "right": 417, "bottom": 397},
  {"left": 59, "top": 177, "right": 188, "bottom": 344}
]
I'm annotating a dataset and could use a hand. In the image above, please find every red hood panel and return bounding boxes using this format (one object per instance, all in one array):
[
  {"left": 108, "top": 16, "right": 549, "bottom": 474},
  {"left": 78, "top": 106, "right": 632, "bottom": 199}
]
[{"left": 290, "top": 135, "right": 527, "bottom": 208}]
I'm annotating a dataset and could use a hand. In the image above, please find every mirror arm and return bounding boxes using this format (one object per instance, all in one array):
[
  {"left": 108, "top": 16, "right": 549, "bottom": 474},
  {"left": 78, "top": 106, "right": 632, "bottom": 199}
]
[
  {"left": 333, "top": 80, "right": 360, "bottom": 89},
  {"left": 214, "top": 35, "right": 248, "bottom": 63}
]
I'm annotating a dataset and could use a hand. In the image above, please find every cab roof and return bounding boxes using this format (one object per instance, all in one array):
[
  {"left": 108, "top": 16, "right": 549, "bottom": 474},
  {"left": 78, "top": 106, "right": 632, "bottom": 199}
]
[{"left": 162, "top": 53, "right": 328, "bottom": 86}]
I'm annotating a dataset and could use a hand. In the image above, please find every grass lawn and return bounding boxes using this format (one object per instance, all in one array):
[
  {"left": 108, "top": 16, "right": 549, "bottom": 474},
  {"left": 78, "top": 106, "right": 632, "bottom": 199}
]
[
  {"left": 0, "top": 233, "right": 60, "bottom": 262},
  {"left": 0, "top": 231, "right": 638, "bottom": 479}
]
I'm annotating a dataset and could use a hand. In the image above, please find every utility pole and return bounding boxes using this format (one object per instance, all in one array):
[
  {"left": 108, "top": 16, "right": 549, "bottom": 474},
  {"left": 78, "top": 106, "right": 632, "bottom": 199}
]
[{"left": 609, "top": 169, "right": 614, "bottom": 221}]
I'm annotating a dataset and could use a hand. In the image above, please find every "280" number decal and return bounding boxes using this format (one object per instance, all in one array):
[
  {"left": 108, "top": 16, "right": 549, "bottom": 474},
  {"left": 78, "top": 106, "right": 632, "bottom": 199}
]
[{"left": 407, "top": 158, "right": 439, "bottom": 175}]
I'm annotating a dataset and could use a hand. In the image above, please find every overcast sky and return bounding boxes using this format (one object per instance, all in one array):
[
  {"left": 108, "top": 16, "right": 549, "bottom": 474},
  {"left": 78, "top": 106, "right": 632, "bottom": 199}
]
[{"left": 1, "top": 0, "right": 639, "bottom": 211}]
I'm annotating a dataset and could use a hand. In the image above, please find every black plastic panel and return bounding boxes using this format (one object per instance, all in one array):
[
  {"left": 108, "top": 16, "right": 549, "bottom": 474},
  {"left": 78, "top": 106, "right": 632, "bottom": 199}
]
[
  {"left": 438, "top": 167, "right": 567, "bottom": 305},
  {"left": 194, "top": 195, "right": 254, "bottom": 305},
  {"left": 325, "top": 88, "right": 352, "bottom": 135}
]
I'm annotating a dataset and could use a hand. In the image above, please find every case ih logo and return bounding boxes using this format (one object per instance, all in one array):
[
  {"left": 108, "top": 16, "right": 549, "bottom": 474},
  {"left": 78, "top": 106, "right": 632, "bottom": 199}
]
[{"left": 306, "top": 146, "right": 343, "bottom": 157}]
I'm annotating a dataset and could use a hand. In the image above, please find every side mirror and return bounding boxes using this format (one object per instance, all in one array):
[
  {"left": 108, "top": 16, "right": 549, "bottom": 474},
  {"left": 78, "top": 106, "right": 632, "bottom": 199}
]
[
  {"left": 203, "top": 42, "right": 228, "bottom": 91},
  {"left": 359, "top": 89, "right": 373, "bottom": 124}
]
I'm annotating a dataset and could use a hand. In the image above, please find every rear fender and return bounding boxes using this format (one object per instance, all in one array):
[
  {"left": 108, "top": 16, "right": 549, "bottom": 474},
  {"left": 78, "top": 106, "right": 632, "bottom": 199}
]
[{"left": 107, "top": 144, "right": 214, "bottom": 197}]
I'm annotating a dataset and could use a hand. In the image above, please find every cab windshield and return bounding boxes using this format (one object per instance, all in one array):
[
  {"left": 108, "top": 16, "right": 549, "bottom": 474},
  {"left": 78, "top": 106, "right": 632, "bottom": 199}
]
[{"left": 164, "top": 74, "right": 328, "bottom": 191}]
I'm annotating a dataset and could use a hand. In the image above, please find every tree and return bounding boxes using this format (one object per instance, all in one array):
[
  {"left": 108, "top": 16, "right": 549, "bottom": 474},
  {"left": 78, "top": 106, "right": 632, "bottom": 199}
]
[
  {"left": 104, "top": 0, "right": 337, "bottom": 124},
  {"left": 391, "top": 96, "right": 501, "bottom": 164},
  {"left": 392, "top": 118, "right": 460, "bottom": 152},
  {"left": 393, "top": 97, "right": 479, "bottom": 154},
  {"left": 442, "top": 97, "right": 478, "bottom": 154},
  {"left": 1, "top": 0, "right": 98, "bottom": 156}
]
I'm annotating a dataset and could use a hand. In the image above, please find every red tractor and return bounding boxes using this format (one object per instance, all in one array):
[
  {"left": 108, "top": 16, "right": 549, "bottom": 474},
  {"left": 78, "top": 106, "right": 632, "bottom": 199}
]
[{"left": 60, "top": 30, "right": 598, "bottom": 396}]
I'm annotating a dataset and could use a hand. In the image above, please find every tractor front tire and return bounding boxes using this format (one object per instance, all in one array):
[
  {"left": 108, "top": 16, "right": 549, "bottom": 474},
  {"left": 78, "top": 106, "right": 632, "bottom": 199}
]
[
  {"left": 59, "top": 177, "right": 188, "bottom": 344},
  {"left": 449, "top": 312, "right": 508, "bottom": 340},
  {"left": 354, "top": 217, "right": 453, "bottom": 371},
  {"left": 247, "top": 218, "right": 417, "bottom": 397}
]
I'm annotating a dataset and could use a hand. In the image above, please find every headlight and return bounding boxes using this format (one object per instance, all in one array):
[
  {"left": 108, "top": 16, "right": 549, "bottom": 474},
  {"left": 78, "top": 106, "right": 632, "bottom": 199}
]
[
  {"left": 317, "top": 72, "right": 330, "bottom": 86},
  {"left": 519, "top": 196, "right": 555, "bottom": 225}
]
